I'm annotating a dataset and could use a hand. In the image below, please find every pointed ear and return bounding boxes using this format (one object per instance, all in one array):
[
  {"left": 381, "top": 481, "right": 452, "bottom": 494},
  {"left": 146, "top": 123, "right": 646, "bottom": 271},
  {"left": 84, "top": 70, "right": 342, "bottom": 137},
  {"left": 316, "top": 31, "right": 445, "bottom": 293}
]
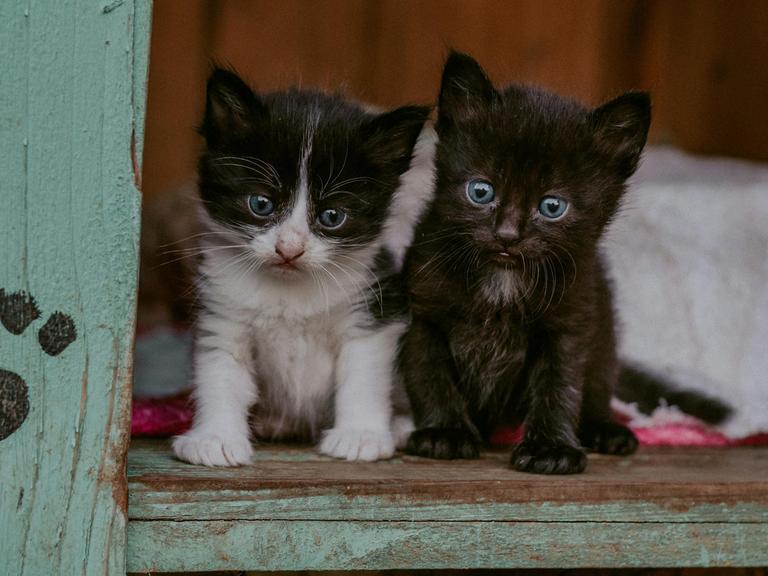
[
  {"left": 363, "top": 105, "right": 431, "bottom": 174},
  {"left": 200, "top": 68, "right": 264, "bottom": 147},
  {"left": 590, "top": 91, "right": 651, "bottom": 178},
  {"left": 437, "top": 51, "right": 496, "bottom": 129}
]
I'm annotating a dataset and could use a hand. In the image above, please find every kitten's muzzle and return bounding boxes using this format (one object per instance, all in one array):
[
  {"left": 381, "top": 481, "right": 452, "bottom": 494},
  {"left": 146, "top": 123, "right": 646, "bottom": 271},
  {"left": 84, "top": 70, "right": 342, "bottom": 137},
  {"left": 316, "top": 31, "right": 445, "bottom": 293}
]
[
  {"left": 275, "top": 244, "right": 305, "bottom": 264},
  {"left": 271, "top": 245, "right": 306, "bottom": 271}
]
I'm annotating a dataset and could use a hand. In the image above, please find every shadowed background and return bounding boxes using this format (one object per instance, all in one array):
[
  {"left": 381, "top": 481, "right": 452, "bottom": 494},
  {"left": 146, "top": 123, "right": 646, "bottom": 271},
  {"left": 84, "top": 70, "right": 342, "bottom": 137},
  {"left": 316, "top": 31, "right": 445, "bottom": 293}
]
[{"left": 141, "top": 0, "right": 768, "bottom": 200}]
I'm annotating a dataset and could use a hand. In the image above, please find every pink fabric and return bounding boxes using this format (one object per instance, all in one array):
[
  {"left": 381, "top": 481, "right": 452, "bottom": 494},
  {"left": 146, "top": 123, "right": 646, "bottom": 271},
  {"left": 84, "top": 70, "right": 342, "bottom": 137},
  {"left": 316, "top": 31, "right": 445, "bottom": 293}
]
[
  {"left": 131, "top": 394, "right": 193, "bottom": 437},
  {"left": 490, "top": 424, "right": 768, "bottom": 447},
  {"left": 131, "top": 393, "right": 768, "bottom": 446}
]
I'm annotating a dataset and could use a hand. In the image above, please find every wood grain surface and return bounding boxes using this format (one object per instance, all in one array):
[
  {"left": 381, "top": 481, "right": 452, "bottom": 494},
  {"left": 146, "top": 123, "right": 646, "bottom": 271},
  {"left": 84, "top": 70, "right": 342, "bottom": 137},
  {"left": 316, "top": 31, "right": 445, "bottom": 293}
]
[{"left": 127, "top": 440, "right": 768, "bottom": 571}]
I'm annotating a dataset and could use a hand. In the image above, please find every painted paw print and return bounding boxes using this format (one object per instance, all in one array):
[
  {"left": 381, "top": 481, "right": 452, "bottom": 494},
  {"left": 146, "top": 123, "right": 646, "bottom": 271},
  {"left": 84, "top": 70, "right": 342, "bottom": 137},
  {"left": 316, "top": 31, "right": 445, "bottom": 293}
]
[{"left": 0, "top": 289, "right": 77, "bottom": 441}]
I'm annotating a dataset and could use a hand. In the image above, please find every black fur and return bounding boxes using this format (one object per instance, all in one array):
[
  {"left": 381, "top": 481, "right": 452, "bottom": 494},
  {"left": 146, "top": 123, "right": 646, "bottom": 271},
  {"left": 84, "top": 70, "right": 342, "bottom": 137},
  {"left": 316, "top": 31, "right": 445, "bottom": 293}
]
[
  {"left": 399, "top": 52, "right": 651, "bottom": 474},
  {"left": 616, "top": 364, "right": 732, "bottom": 425},
  {"left": 364, "top": 248, "right": 410, "bottom": 325},
  {"left": 199, "top": 67, "right": 430, "bottom": 251}
]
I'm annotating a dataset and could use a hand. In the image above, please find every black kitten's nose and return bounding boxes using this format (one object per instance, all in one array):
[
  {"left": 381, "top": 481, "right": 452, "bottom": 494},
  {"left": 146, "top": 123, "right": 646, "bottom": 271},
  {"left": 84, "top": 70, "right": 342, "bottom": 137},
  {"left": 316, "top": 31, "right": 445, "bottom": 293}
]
[{"left": 494, "top": 223, "right": 521, "bottom": 245}]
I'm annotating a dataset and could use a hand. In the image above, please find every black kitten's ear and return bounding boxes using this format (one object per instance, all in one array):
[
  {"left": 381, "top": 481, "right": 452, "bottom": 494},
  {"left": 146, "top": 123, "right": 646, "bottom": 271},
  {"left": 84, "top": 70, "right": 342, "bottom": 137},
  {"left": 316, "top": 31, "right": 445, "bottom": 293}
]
[
  {"left": 437, "top": 51, "right": 496, "bottom": 129},
  {"left": 200, "top": 68, "right": 264, "bottom": 147},
  {"left": 363, "top": 105, "right": 431, "bottom": 174},
  {"left": 590, "top": 91, "right": 651, "bottom": 178}
]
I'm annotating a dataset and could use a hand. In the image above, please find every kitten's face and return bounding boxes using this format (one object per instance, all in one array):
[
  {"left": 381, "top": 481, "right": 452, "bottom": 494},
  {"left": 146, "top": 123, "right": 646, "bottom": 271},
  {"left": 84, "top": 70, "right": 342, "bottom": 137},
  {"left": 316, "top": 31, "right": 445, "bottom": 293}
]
[
  {"left": 198, "top": 69, "right": 428, "bottom": 280},
  {"left": 432, "top": 53, "right": 650, "bottom": 278}
]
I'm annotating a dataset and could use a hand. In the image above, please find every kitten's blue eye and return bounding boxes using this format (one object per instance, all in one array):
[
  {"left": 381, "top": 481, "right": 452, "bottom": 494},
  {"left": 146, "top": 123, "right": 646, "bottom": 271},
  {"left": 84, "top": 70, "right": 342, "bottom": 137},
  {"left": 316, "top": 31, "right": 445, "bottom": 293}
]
[
  {"left": 466, "top": 179, "right": 495, "bottom": 205},
  {"left": 248, "top": 194, "right": 274, "bottom": 216},
  {"left": 318, "top": 208, "right": 347, "bottom": 229},
  {"left": 538, "top": 196, "right": 568, "bottom": 219}
]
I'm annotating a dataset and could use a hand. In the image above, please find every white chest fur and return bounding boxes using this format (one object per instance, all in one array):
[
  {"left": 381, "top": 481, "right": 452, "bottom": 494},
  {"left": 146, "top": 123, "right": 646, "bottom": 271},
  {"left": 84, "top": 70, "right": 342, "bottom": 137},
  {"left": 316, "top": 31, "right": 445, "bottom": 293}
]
[{"left": 249, "top": 308, "right": 341, "bottom": 437}]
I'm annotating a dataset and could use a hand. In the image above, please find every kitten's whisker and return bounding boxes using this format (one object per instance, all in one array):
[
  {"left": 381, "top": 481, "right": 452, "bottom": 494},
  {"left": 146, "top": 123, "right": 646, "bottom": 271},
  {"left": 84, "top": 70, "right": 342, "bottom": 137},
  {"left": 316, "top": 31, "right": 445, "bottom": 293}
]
[
  {"left": 326, "top": 260, "right": 379, "bottom": 315},
  {"left": 160, "top": 244, "right": 250, "bottom": 256},
  {"left": 215, "top": 156, "right": 281, "bottom": 187},
  {"left": 549, "top": 249, "right": 569, "bottom": 308},
  {"left": 316, "top": 263, "right": 350, "bottom": 305},
  {"left": 333, "top": 254, "right": 385, "bottom": 313},
  {"left": 414, "top": 242, "right": 473, "bottom": 288},
  {"left": 212, "top": 161, "right": 280, "bottom": 187},
  {"left": 320, "top": 189, "right": 371, "bottom": 205},
  {"left": 327, "top": 175, "right": 383, "bottom": 193},
  {"left": 230, "top": 176, "right": 281, "bottom": 190},
  {"left": 521, "top": 261, "right": 542, "bottom": 316},
  {"left": 558, "top": 245, "right": 579, "bottom": 290},
  {"left": 326, "top": 139, "right": 349, "bottom": 193},
  {"left": 320, "top": 148, "right": 335, "bottom": 196},
  {"left": 157, "top": 245, "right": 252, "bottom": 268},
  {"left": 412, "top": 243, "right": 458, "bottom": 278},
  {"left": 412, "top": 231, "right": 474, "bottom": 247},
  {"left": 158, "top": 230, "right": 233, "bottom": 248},
  {"left": 310, "top": 269, "right": 331, "bottom": 314},
  {"left": 543, "top": 257, "right": 557, "bottom": 314}
]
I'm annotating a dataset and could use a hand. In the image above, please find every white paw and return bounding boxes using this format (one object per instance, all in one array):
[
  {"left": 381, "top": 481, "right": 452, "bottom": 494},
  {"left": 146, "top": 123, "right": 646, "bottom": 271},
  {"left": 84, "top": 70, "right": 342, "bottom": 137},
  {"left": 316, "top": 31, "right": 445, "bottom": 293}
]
[
  {"left": 172, "top": 430, "right": 254, "bottom": 467},
  {"left": 318, "top": 428, "right": 395, "bottom": 462},
  {"left": 392, "top": 415, "right": 415, "bottom": 449}
]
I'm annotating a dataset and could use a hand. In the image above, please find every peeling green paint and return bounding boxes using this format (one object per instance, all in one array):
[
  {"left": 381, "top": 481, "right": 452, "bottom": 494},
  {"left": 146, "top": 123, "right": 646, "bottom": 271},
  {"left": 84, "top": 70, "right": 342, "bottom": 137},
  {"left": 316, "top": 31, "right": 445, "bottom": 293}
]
[
  {"left": 0, "top": 1, "right": 151, "bottom": 574},
  {"left": 127, "top": 519, "right": 768, "bottom": 572}
]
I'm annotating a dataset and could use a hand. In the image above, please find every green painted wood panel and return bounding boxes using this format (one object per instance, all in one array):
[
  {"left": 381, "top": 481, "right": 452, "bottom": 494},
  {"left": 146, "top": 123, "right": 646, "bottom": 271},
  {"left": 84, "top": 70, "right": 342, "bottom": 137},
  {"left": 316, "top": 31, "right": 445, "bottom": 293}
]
[
  {"left": 0, "top": 1, "right": 151, "bottom": 574},
  {"left": 127, "top": 441, "right": 768, "bottom": 571},
  {"left": 127, "top": 519, "right": 768, "bottom": 572}
]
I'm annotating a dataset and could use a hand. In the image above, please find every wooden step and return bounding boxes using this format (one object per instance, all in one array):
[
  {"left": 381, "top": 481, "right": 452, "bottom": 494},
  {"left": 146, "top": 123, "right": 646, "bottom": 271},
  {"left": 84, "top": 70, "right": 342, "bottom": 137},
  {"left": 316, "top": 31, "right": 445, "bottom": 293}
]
[{"left": 127, "top": 439, "right": 768, "bottom": 572}]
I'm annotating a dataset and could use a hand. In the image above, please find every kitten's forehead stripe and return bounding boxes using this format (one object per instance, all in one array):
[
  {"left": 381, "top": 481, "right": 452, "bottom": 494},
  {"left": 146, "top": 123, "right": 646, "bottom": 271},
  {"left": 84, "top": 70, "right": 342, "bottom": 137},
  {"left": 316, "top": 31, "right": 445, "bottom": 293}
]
[
  {"left": 284, "top": 183, "right": 310, "bottom": 236},
  {"left": 298, "top": 105, "right": 321, "bottom": 205}
]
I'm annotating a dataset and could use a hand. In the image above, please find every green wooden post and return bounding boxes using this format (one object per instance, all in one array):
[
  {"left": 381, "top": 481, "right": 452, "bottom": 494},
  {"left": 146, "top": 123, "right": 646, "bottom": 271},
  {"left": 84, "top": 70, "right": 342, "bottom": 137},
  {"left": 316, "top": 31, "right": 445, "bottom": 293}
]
[{"left": 0, "top": 1, "right": 151, "bottom": 574}]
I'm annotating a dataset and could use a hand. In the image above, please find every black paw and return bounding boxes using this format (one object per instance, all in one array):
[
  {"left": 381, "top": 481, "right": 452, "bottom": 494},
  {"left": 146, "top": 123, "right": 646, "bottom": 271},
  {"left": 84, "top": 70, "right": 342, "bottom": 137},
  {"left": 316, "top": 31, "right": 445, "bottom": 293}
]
[
  {"left": 0, "top": 289, "right": 41, "bottom": 335},
  {"left": 580, "top": 421, "right": 638, "bottom": 455},
  {"left": 0, "top": 288, "right": 77, "bottom": 441},
  {"left": 406, "top": 427, "right": 480, "bottom": 459},
  {"left": 510, "top": 442, "right": 587, "bottom": 475},
  {"left": 0, "top": 289, "right": 77, "bottom": 357},
  {"left": 38, "top": 311, "right": 77, "bottom": 357},
  {"left": 0, "top": 369, "right": 30, "bottom": 441}
]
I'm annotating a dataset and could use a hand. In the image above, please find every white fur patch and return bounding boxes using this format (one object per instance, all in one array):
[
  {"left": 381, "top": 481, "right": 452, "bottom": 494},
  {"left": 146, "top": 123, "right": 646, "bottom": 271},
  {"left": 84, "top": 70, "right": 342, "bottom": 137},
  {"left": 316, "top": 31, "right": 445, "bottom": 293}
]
[
  {"left": 318, "top": 321, "right": 406, "bottom": 461},
  {"left": 481, "top": 269, "right": 521, "bottom": 305},
  {"left": 384, "top": 123, "right": 437, "bottom": 268}
]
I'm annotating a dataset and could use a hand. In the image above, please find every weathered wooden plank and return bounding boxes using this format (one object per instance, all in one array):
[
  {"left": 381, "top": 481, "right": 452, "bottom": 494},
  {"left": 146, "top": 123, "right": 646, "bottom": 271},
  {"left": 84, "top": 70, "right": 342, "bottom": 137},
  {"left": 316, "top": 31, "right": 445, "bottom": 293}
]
[
  {"left": 128, "top": 440, "right": 768, "bottom": 524},
  {"left": 127, "top": 519, "right": 768, "bottom": 572},
  {"left": 0, "top": 1, "right": 151, "bottom": 574}
]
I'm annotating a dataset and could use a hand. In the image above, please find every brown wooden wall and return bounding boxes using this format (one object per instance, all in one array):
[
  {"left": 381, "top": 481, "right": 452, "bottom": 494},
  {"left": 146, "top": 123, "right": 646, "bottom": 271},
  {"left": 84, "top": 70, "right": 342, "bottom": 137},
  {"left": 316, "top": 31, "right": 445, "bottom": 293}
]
[{"left": 142, "top": 0, "right": 768, "bottom": 200}]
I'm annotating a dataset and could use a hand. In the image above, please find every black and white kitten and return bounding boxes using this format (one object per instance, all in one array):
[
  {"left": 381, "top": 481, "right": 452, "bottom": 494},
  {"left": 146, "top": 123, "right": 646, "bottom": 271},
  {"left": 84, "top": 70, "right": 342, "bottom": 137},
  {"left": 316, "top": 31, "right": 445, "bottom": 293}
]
[
  {"left": 173, "top": 69, "right": 429, "bottom": 465},
  {"left": 400, "top": 52, "right": 651, "bottom": 474}
]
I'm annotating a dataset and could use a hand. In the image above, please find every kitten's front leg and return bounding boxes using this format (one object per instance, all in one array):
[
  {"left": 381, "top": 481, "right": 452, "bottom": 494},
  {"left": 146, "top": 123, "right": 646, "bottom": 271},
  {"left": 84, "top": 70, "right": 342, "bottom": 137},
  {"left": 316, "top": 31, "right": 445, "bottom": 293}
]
[
  {"left": 173, "top": 316, "right": 256, "bottom": 467},
  {"left": 318, "top": 323, "right": 403, "bottom": 462},
  {"left": 400, "top": 317, "right": 481, "bottom": 459},
  {"left": 511, "top": 332, "right": 588, "bottom": 474}
]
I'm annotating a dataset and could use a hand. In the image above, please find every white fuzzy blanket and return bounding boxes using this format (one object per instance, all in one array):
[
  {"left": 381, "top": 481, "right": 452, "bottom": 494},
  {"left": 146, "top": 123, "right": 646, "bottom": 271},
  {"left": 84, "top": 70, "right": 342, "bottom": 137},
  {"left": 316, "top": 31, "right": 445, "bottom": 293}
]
[{"left": 604, "top": 147, "right": 768, "bottom": 437}]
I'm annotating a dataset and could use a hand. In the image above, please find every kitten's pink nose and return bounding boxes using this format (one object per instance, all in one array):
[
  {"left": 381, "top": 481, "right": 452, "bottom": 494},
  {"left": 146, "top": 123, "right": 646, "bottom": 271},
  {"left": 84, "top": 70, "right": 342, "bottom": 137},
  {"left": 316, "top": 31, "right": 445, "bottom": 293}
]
[{"left": 275, "top": 242, "right": 305, "bottom": 262}]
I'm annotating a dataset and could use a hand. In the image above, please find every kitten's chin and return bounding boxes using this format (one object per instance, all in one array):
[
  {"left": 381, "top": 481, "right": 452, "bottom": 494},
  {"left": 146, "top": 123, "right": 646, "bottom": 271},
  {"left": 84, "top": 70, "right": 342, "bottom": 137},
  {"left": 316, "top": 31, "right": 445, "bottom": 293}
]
[
  {"left": 265, "top": 261, "right": 308, "bottom": 278},
  {"left": 488, "top": 251, "right": 522, "bottom": 268}
]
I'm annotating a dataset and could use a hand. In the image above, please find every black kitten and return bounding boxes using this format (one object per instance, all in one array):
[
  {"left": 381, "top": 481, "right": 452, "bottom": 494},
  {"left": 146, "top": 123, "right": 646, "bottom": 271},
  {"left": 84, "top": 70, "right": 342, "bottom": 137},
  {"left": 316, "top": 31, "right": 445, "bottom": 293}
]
[{"left": 399, "top": 52, "right": 651, "bottom": 474}]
